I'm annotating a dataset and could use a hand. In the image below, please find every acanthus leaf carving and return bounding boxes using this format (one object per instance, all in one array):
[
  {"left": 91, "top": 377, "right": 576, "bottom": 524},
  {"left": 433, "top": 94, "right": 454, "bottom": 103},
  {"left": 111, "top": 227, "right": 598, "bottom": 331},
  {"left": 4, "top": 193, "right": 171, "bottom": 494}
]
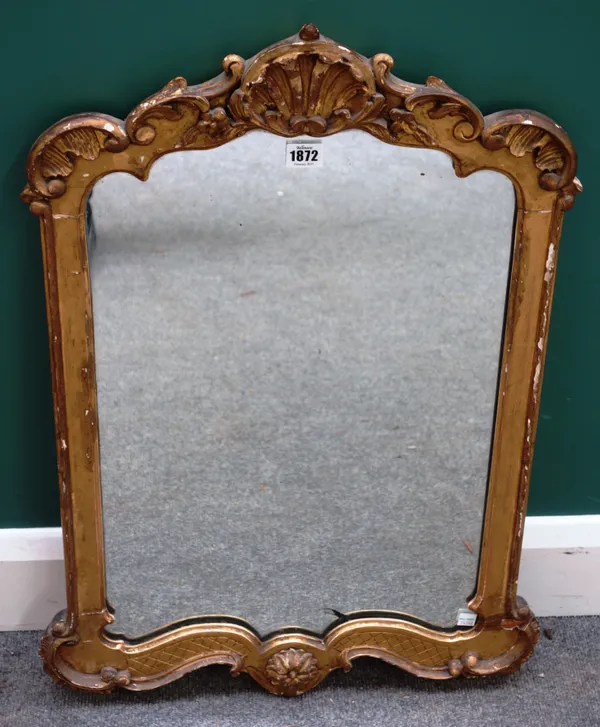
[
  {"left": 22, "top": 115, "right": 129, "bottom": 203},
  {"left": 179, "top": 106, "right": 244, "bottom": 146},
  {"left": 388, "top": 108, "right": 437, "bottom": 146},
  {"left": 481, "top": 111, "right": 577, "bottom": 191},
  {"left": 40, "top": 128, "right": 102, "bottom": 179}
]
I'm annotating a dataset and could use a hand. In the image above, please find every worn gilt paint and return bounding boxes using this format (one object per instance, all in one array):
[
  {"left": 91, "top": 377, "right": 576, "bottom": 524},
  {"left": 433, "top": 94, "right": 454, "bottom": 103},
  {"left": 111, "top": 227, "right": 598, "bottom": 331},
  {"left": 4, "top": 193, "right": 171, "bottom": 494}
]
[{"left": 23, "top": 25, "right": 580, "bottom": 696}]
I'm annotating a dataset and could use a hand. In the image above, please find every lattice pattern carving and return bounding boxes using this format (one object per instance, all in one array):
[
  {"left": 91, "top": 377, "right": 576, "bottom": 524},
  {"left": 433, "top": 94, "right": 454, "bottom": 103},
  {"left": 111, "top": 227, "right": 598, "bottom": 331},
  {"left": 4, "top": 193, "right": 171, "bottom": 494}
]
[
  {"left": 334, "top": 631, "right": 452, "bottom": 666},
  {"left": 126, "top": 634, "right": 249, "bottom": 677}
]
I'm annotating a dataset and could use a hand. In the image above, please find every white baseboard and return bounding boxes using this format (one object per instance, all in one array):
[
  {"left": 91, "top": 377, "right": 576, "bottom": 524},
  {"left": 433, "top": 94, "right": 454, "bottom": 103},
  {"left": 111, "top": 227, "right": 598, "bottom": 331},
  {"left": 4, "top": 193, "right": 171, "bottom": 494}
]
[
  {"left": 1, "top": 516, "right": 599, "bottom": 630},
  {"left": 0, "top": 528, "right": 65, "bottom": 631},
  {"left": 519, "top": 515, "right": 600, "bottom": 616}
]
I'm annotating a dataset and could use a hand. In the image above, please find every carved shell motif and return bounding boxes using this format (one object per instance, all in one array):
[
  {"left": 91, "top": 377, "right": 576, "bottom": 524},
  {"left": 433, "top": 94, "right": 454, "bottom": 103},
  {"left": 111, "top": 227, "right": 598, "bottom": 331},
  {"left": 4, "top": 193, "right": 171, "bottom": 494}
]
[
  {"left": 230, "top": 53, "right": 385, "bottom": 136},
  {"left": 264, "top": 648, "right": 321, "bottom": 693}
]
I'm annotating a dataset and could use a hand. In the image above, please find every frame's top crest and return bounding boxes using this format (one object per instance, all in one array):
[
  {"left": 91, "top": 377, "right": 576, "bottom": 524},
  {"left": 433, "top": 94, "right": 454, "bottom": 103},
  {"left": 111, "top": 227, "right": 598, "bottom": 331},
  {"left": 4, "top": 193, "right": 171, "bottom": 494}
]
[{"left": 22, "top": 24, "right": 580, "bottom": 209}]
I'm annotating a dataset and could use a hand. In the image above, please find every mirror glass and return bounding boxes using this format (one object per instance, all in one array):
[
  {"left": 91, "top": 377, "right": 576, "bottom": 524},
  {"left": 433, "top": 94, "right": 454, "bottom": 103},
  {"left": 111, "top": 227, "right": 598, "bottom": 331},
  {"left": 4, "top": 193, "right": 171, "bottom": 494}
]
[{"left": 89, "top": 131, "right": 515, "bottom": 637}]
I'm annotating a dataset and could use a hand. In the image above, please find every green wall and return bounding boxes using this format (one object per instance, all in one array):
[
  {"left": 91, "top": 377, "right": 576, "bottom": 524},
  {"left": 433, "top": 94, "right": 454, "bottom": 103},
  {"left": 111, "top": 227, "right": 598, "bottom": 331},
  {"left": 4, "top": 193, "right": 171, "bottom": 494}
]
[{"left": 1, "top": 1, "right": 597, "bottom": 527}]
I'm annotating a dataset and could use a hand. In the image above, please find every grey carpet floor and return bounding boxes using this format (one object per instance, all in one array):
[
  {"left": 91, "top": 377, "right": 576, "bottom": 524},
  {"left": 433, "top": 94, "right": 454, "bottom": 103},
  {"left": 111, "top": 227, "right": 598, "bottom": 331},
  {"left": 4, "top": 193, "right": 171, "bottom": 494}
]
[
  {"left": 89, "top": 132, "right": 515, "bottom": 636},
  {"left": 1, "top": 618, "right": 599, "bottom": 726}
]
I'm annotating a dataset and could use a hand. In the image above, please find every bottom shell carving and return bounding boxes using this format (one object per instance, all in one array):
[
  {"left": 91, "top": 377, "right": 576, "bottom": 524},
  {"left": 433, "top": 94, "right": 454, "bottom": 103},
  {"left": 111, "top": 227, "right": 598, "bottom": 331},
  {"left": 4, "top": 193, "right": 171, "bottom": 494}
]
[{"left": 264, "top": 648, "right": 322, "bottom": 695}]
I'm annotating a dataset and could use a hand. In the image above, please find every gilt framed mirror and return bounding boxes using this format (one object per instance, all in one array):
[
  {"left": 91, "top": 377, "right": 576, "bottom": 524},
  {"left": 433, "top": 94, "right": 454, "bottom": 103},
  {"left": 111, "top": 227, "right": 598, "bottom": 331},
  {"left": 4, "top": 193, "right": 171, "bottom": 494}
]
[{"left": 22, "top": 24, "right": 581, "bottom": 696}]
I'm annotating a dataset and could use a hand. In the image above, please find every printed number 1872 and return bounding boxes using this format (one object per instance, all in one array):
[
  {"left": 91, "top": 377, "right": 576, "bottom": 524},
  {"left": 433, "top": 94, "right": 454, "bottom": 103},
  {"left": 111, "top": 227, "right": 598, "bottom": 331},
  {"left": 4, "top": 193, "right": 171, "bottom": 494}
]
[{"left": 290, "top": 148, "right": 319, "bottom": 163}]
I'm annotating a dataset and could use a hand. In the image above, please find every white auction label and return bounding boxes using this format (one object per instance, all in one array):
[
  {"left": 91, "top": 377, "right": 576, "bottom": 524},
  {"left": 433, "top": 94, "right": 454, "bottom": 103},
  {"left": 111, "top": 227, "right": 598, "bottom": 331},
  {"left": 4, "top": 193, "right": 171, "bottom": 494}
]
[
  {"left": 285, "top": 141, "right": 323, "bottom": 168},
  {"left": 456, "top": 608, "right": 478, "bottom": 627}
]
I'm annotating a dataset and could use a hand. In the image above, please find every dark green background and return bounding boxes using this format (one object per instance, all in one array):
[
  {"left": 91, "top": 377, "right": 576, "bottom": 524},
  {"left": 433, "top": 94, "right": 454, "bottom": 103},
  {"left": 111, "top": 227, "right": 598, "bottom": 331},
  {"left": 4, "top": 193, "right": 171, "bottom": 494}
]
[{"left": 1, "top": 1, "right": 597, "bottom": 527}]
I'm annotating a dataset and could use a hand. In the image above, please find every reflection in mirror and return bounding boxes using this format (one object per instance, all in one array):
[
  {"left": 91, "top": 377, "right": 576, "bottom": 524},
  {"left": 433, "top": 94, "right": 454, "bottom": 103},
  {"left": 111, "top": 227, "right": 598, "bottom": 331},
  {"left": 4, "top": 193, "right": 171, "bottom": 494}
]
[{"left": 89, "top": 131, "right": 515, "bottom": 637}]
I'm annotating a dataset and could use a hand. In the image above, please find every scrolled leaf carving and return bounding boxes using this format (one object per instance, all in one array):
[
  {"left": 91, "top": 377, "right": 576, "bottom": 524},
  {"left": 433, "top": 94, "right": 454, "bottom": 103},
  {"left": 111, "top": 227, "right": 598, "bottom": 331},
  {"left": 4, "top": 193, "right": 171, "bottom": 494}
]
[
  {"left": 125, "top": 54, "right": 245, "bottom": 147},
  {"left": 372, "top": 53, "right": 417, "bottom": 99},
  {"left": 370, "top": 57, "right": 482, "bottom": 144},
  {"left": 22, "top": 115, "right": 129, "bottom": 203},
  {"left": 405, "top": 76, "right": 484, "bottom": 142},
  {"left": 126, "top": 76, "right": 203, "bottom": 145},
  {"left": 482, "top": 111, "right": 577, "bottom": 191}
]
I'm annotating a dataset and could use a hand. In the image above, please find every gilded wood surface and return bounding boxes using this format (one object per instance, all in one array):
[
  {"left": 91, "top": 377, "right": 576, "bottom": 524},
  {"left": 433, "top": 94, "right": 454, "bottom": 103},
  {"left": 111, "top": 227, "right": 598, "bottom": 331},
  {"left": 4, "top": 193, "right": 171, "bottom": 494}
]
[{"left": 23, "top": 24, "right": 579, "bottom": 696}]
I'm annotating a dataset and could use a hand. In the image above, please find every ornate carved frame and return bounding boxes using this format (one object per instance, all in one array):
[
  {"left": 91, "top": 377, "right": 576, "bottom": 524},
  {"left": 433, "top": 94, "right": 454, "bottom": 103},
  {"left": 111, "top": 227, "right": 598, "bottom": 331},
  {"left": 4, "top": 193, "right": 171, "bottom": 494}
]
[{"left": 23, "top": 25, "right": 580, "bottom": 697}]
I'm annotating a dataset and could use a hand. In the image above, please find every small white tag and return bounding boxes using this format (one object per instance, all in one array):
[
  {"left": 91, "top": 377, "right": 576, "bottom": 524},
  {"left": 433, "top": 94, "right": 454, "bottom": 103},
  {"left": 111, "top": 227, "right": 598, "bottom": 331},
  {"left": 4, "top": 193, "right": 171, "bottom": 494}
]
[
  {"left": 456, "top": 608, "right": 478, "bottom": 627},
  {"left": 286, "top": 141, "right": 323, "bottom": 168}
]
